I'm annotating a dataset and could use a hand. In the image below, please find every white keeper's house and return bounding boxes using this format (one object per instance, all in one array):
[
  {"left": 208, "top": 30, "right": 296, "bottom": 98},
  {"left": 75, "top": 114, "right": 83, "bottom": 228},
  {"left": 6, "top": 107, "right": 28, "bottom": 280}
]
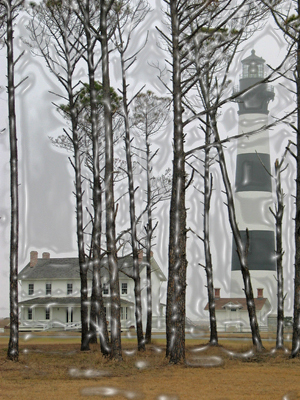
[
  {"left": 204, "top": 288, "right": 271, "bottom": 332},
  {"left": 18, "top": 250, "right": 166, "bottom": 331}
]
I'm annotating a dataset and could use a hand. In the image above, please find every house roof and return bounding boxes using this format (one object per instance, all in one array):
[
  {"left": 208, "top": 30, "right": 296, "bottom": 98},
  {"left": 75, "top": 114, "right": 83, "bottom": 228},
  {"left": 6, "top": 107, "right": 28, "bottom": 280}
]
[
  {"left": 18, "top": 254, "right": 167, "bottom": 282},
  {"left": 204, "top": 297, "right": 269, "bottom": 311},
  {"left": 19, "top": 297, "right": 134, "bottom": 307}
]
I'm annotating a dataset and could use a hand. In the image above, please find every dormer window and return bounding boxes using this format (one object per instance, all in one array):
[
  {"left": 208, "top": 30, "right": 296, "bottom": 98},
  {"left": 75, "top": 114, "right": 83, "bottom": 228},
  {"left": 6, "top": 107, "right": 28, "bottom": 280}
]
[
  {"left": 67, "top": 283, "right": 73, "bottom": 295},
  {"left": 103, "top": 283, "right": 109, "bottom": 295},
  {"left": 28, "top": 283, "right": 34, "bottom": 295},
  {"left": 46, "top": 283, "right": 51, "bottom": 295},
  {"left": 223, "top": 302, "right": 242, "bottom": 311}
]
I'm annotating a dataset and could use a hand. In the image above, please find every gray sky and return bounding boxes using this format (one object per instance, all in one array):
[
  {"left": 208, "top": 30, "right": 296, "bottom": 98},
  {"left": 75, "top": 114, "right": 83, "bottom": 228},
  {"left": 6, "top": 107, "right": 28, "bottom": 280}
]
[{"left": 0, "top": 2, "right": 295, "bottom": 319}]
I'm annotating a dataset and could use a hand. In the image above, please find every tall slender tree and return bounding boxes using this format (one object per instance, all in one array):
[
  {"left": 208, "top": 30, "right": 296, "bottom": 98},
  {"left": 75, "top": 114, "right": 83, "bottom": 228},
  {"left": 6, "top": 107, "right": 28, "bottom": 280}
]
[
  {"left": 163, "top": 0, "right": 188, "bottom": 363},
  {"left": 271, "top": 156, "right": 287, "bottom": 350},
  {"left": 113, "top": 0, "right": 150, "bottom": 352},
  {"left": 100, "top": 0, "right": 122, "bottom": 360},
  {"left": 202, "top": 114, "right": 218, "bottom": 346},
  {"left": 132, "top": 91, "right": 170, "bottom": 344},
  {"left": 1, "top": 0, "right": 23, "bottom": 362},
  {"left": 77, "top": 0, "right": 109, "bottom": 352}
]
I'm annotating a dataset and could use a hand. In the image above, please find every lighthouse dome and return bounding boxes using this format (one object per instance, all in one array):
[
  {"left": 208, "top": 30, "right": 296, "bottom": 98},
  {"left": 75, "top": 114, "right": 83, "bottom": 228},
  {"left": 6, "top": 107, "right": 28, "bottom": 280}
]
[{"left": 241, "top": 49, "right": 265, "bottom": 79}]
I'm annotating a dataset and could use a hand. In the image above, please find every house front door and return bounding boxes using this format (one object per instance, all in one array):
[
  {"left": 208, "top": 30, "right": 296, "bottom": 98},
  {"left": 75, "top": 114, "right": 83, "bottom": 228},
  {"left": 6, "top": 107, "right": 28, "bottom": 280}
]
[{"left": 66, "top": 308, "right": 73, "bottom": 323}]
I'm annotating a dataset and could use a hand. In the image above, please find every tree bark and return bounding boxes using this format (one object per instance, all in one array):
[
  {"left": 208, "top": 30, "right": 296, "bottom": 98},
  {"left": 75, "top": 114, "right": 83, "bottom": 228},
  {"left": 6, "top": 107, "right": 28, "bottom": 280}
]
[
  {"left": 6, "top": 0, "right": 19, "bottom": 362},
  {"left": 166, "top": 0, "right": 187, "bottom": 364},
  {"left": 100, "top": 0, "right": 122, "bottom": 361},
  {"left": 273, "top": 159, "right": 285, "bottom": 350},
  {"left": 145, "top": 136, "right": 153, "bottom": 345},
  {"left": 203, "top": 118, "right": 218, "bottom": 346},
  {"left": 82, "top": 0, "right": 110, "bottom": 354}
]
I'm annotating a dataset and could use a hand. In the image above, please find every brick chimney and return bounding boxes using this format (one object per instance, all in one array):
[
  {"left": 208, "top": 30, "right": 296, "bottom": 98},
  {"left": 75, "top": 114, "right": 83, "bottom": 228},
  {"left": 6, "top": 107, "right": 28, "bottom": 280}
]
[
  {"left": 42, "top": 252, "right": 50, "bottom": 259},
  {"left": 257, "top": 288, "right": 264, "bottom": 298},
  {"left": 138, "top": 250, "right": 143, "bottom": 263},
  {"left": 214, "top": 288, "right": 220, "bottom": 299},
  {"left": 30, "top": 251, "right": 38, "bottom": 267}
]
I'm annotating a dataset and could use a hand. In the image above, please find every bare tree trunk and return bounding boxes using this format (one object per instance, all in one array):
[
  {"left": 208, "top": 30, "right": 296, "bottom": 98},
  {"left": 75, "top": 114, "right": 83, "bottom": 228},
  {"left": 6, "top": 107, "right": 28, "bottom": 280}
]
[
  {"left": 203, "top": 118, "right": 218, "bottom": 346},
  {"left": 166, "top": 0, "right": 187, "bottom": 364},
  {"left": 90, "top": 190, "right": 109, "bottom": 352},
  {"left": 272, "top": 159, "right": 285, "bottom": 350},
  {"left": 79, "top": 1, "right": 99, "bottom": 351},
  {"left": 67, "top": 57, "right": 91, "bottom": 353},
  {"left": 118, "top": 44, "right": 145, "bottom": 352},
  {"left": 210, "top": 112, "right": 264, "bottom": 352},
  {"left": 6, "top": 0, "right": 19, "bottom": 362},
  {"left": 145, "top": 137, "right": 153, "bottom": 345},
  {"left": 89, "top": 264, "right": 99, "bottom": 344},
  {"left": 292, "top": 11, "right": 300, "bottom": 356},
  {"left": 89, "top": 256, "right": 110, "bottom": 355},
  {"left": 82, "top": 1, "right": 110, "bottom": 353},
  {"left": 100, "top": 0, "right": 122, "bottom": 361}
]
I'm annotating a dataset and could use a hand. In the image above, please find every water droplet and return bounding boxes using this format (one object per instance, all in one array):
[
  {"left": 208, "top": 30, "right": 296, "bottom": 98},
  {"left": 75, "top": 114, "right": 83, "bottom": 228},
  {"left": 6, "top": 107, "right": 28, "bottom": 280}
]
[
  {"left": 81, "top": 387, "right": 144, "bottom": 399},
  {"left": 81, "top": 386, "right": 119, "bottom": 396},
  {"left": 124, "top": 349, "right": 136, "bottom": 356},
  {"left": 151, "top": 345, "right": 163, "bottom": 353},
  {"left": 156, "top": 395, "right": 179, "bottom": 400},
  {"left": 69, "top": 368, "right": 110, "bottom": 378},
  {"left": 23, "top": 334, "right": 33, "bottom": 341},
  {"left": 135, "top": 360, "right": 149, "bottom": 370},
  {"left": 222, "top": 348, "right": 254, "bottom": 359},
  {"left": 185, "top": 356, "right": 223, "bottom": 367},
  {"left": 189, "top": 345, "right": 209, "bottom": 353},
  {"left": 123, "top": 390, "right": 144, "bottom": 399}
]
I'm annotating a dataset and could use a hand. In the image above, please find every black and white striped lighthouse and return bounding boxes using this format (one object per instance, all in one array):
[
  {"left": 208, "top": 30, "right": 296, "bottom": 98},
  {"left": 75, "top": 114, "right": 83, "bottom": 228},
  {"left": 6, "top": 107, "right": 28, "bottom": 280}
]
[{"left": 230, "top": 50, "right": 277, "bottom": 311}]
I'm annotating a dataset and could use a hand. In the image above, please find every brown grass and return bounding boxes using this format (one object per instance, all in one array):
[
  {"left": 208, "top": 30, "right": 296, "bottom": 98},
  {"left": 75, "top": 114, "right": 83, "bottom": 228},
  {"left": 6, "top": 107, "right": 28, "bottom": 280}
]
[{"left": 1, "top": 335, "right": 300, "bottom": 400}]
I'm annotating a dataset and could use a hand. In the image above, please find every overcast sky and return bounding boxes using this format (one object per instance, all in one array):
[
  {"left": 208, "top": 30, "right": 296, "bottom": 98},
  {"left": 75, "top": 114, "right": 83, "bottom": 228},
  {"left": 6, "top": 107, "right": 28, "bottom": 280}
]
[{"left": 0, "top": 1, "right": 295, "bottom": 319}]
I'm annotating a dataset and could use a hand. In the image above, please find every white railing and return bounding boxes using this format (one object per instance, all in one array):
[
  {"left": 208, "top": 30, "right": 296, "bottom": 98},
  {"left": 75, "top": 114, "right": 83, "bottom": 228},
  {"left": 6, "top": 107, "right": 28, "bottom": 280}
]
[
  {"left": 233, "top": 84, "right": 274, "bottom": 96},
  {"left": 20, "top": 320, "right": 53, "bottom": 330},
  {"left": 64, "top": 321, "right": 82, "bottom": 330}
]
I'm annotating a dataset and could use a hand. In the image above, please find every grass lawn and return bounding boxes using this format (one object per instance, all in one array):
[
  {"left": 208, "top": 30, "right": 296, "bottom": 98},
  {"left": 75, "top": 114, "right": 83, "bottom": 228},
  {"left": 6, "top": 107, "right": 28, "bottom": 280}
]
[{"left": 1, "top": 334, "right": 300, "bottom": 400}]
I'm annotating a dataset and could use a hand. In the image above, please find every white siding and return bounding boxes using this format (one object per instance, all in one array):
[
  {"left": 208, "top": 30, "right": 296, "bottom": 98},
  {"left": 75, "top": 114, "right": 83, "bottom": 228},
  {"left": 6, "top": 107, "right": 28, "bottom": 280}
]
[{"left": 19, "top": 257, "right": 166, "bottom": 330}]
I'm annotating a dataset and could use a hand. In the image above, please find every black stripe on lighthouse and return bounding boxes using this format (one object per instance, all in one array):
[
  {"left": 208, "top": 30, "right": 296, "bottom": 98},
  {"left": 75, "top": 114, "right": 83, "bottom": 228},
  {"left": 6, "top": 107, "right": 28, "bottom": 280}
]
[
  {"left": 235, "top": 153, "right": 272, "bottom": 192},
  {"left": 231, "top": 230, "right": 276, "bottom": 271}
]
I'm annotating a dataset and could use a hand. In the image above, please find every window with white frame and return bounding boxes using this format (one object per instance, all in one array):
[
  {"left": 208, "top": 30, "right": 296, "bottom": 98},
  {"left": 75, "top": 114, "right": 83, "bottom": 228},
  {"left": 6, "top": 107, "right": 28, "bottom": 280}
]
[
  {"left": 28, "top": 308, "right": 32, "bottom": 320},
  {"left": 103, "top": 283, "right": 109, "bottom": 295},
  {"left": 28, "top": 283, "right": 34, "bottom": 295},
  {"left": 121, "top": 282, "right": 128, "bottom": 295},
  {"left": 120, "top": 307, "right": 128, "bottom": 320},
  {"left": 45, "top": 308, "right": 50, "bottom": 320},
  {"left": 67, "top": 283, "right": 73, "bottom": 295},
  {"left": 46, "top": 283, "right": 51, "bottom": 295}
]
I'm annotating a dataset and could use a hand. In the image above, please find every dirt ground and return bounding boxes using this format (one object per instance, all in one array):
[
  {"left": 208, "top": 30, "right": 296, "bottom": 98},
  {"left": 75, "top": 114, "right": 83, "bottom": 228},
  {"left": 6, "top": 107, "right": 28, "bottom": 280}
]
[{"left": 1, "top": 336, "right": 300, "bottom": 400}]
